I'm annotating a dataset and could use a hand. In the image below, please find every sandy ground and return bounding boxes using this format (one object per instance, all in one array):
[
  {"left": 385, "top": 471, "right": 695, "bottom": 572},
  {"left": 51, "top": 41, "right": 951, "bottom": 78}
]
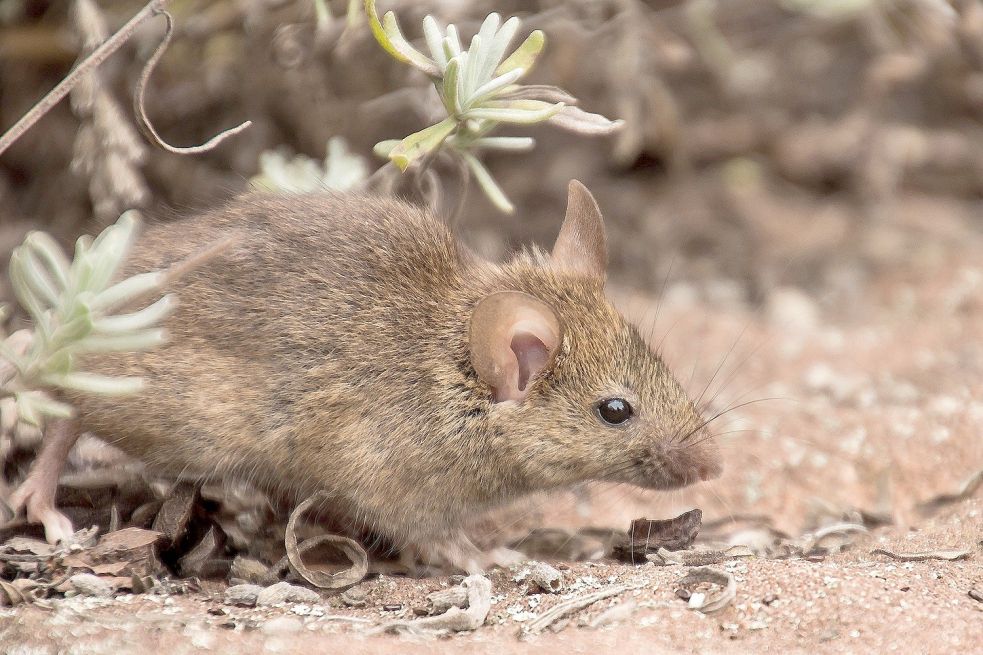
[{"left": 2, "top": 220, "right": 982, "bottom": 654}]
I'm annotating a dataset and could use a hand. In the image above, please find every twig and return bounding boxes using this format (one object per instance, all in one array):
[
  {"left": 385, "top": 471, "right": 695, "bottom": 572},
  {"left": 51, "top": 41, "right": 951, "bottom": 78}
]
[
  {"left": 520, "top": 584, "right": 639, "bottom": 637},
  {"left": 133, "top": 10, "right": 252, "bottom": 154},
  {"left": 0, "top": 1, "right": 168, "bottom": 157},
  {"left": 0, "top": 0, "right": 251, "bottom": 158}
]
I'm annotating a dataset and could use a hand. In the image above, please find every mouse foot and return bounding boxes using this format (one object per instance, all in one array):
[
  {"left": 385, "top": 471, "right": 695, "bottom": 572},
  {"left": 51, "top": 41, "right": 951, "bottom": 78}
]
[
  {"left": 4, "top": 418, "right": 80, "bottom": 544},
  {"left": 6, "top": 481, "right": 75, "bottom": 544},
  {"left": 401, "top": 534, "right": 527, "bottom": 575}
]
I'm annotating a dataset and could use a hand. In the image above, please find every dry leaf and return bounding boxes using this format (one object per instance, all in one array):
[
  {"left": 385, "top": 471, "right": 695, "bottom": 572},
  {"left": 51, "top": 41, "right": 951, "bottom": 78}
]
[
  {"left": 285, "top": 491, "right": 368, "bottom": 590},
  {"left": 612, "top": 509, "right": 703, "bottom": 561},
  {"left": 677, "top": 566, "right": 736, "bottom": 613}
]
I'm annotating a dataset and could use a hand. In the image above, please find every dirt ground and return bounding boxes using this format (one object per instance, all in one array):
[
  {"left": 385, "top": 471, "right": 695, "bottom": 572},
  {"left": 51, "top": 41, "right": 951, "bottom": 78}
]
[
  {"left": 2, "top": 220, "right": 981, "bottom": 653},
  {"left": 3, "top": 1, "right": 983, "bottom": 653}
]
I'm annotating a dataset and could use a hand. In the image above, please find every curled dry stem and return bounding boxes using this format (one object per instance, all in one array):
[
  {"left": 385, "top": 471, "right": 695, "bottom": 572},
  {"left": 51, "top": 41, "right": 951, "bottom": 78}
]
[{"left": 0, "top": 0, "right": 250, "bottom": 158}]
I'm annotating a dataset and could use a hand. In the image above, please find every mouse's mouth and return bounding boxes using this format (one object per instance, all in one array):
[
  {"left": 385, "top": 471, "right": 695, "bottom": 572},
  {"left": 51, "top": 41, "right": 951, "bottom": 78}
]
[{"left": 605, "top": 447, "right": 722, "bottom": 491}]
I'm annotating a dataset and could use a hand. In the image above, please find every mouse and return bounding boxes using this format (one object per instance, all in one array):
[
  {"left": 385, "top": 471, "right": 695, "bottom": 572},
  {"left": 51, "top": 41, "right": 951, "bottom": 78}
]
[{"left": 5, "top": 180, "right": 722, "bottom": 572}]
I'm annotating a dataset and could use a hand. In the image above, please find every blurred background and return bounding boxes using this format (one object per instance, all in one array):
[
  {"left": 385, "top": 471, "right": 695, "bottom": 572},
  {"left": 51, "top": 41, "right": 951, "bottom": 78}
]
[{"left": 1, "top": 0, "right": 982, "bottom": 543}]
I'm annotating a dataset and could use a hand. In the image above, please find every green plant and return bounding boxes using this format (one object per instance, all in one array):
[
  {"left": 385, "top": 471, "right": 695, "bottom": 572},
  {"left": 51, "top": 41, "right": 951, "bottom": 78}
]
[
  {"left": 251, "top": 137, "right": 369, "bottom": 193},
  {"left": 0, "top": 212, "right": 175, "bottom": 425},
  {"left": 365, "top": 0, "right": 622, "bottom": 213}
]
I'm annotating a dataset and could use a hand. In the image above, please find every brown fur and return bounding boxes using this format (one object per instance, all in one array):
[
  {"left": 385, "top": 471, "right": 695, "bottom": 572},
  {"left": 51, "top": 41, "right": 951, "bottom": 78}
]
[{"left": 68, "top": 189, "right": 720, "bottom": 556}]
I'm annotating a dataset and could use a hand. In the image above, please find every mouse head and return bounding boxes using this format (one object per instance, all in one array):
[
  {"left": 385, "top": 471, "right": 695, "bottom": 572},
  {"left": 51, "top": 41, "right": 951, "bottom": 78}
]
[{"left": 469, "top": 181, "right": 722, "bottom": 492}]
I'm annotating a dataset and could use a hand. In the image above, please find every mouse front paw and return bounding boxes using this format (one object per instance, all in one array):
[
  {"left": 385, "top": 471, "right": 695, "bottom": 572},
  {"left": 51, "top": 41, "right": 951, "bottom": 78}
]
[{"left": 5, "top": 477, "right": 75, "bottom": 544}]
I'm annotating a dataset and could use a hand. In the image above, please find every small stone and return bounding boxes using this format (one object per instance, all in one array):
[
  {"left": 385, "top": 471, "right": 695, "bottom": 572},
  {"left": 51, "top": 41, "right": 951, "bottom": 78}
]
[
  {"left": 256, "top": 582, "right": 321, "bottom": 606},
  {"left": 225, "top": 583, "right": 263, "bottom": 607},
  {"left": 969, "top": 587, "right": 983, "bottom": 603},
  {"left": 340, "top": 585, "right": 368, "bottom": 607},
  {"left": 762, "top": 593, "right": 778, "bottom": 605},
  {"left": 229, "top": 556, "right": 276, "bottom": 585},
  {"left": 675, "top": 588, "right": 691, "bottom": 601},
  {"left": 261, "top": 616, "right": 304, "bottom": 635},
  {"left": 382, "top": 603, "right": 403, "bottom": 611},
  {"left": 69, "top": 573, "right": 114, "bottom": 597}
]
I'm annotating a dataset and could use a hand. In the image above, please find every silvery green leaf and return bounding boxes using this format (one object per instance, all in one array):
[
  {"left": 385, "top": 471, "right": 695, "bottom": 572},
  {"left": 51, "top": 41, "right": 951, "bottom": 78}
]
[
  {"left": 422, "top": 15, "right": 447, "bottom": 70},
  {"left": 445, "top": 25, "right": 462, "bottom": 57},
  {"left": 373, "top": 140, "right": 401, "bottom": 158},
  {"left": 50, "top": 311, "right": 94, "bottom": 347},
  {"left": 16, "top": 247, "right": 61, "bottom": 308},
  {"left": 8, "top": 251, "right": 50, "bottom": 335},
  {"left": 462, "top": 152, "right": 514, "bottom": 213},
  {"left": 73, "top": 329, "right": 167, "bottom": 354},
  {"left": 463, "top": 100, "right": 564, "bottom": 124},
  {"left": 468, "top": 136, "right": 535, "bottom": 151},
  {"left": 498, "top": 84, "right": 577, "bottom": 104},
  {"left": 364, "top": 1, "right": 435, "bottom": 74},
  {"left": 470, "top": 68, "right": 524, "bottom": 106},
  {"left": 90, "top": 271, "right": 166, "bottom": 313},
  {"left": 24, "top": 232, "right": 71, "bottom": 291},
  {"left": 461, "top": 38, "right": 483, "bottom": 99},
  {"left": 549, "top": 106, "right": 625, "bottom": 135},
  {"left": 441, "top": 56, "right": 462, "bottom": 115},
  {"left": 16, "top": 391, "right": 73, "bottom": 420},
  {"left": 86, "top": 211, "right": 139, "bottom": 293},
  {"left": 481, "top": 16, "right": 519, "bottom": 82},
  {"left": 388, "top": 117, "right": 457, "bottom": 171},
  {"left": 41, "top": 372, "right": 145, "bottom": 395},
  {"left": 92, "top": 295, "right": 176, "bottom": 334},
  {"left": 0, "top": 339, "right": 26, "bottom": 372},
  {"left": 496, "top": 30, "right": 544, "bottom": 76},
  {"left": 14, "top": 392, "right": 41, "bottom": 426},
  {"left": 471, "top": 13, "right": 501, "bottom": 85}
]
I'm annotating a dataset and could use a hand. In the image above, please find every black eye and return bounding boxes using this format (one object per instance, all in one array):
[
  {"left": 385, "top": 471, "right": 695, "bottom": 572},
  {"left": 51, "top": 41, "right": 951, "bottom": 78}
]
[{"left": 597, "top": 398, "right": 633, "bottom": 425}]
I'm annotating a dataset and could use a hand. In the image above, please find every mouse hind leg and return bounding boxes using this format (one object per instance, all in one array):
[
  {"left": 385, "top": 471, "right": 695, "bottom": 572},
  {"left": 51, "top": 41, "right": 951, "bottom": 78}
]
[{"left": 4, "top": 418, "right": 80, "bottom": 543}]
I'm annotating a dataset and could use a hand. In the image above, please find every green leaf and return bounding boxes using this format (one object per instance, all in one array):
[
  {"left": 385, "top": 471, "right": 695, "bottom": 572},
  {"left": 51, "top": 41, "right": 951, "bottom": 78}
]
[
  {"left": 73, "top": 329, "right": 168, "bottom": 354},
  {"left": 92, "top": 295, "right": 176, "bottom": 334},
  {"left": 8, "top": 251, "right": 49, "bottom": 332},
  {"left": 461, "top": 151, "right": 514, "bottom": 213},
  {"left": 467, "top": 136, "right": 535, "bottom": 151},
  {"left": 24, "top": 232, "right": 70, "bottom": 291},
  {"left": 441, "top": 56, "right": 462, "bottom": 115},
  {"left": 496, "top": 30, "right": 544, "bottom": 76},
  {"left": 481, "top": 16, "right": 519, "bottom": 81},
  {"left": 422, "top": 15, "right": 447, "bottom": 70},
  {"left": 388, "top": 117, "right": 457, "bottom": 171},
  {"left": 90, "top": 271, "right": 166, "bottom": 313},
  {"left": 372, "top": 140, "right": 401, "bottom": 158},
  {"left": 16, "top": 391, "right": 74, "bottom": 420},
  {"left": 364, "top": 2, "right": 438, "bottom": 76},
  {"left": 41, "top": 372, "right": 145, "bottom": 396},
  {"left": 469, "top": 68, "right": 524, "bottom": 106},
  {"left": 462, "top": 101, "right": 564, "bottom": 125}
]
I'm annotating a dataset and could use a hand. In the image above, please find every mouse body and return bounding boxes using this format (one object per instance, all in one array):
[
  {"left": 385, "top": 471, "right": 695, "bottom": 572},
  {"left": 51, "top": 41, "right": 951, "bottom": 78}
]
[{"left": 8, "top": 181, "right": 721, "bottom": 570}]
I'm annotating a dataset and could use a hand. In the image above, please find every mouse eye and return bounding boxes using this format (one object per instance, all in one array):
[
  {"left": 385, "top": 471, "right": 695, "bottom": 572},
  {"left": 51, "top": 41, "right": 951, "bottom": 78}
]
[{"left": 597, "top": 398, "right": 633, "bottom": 425}]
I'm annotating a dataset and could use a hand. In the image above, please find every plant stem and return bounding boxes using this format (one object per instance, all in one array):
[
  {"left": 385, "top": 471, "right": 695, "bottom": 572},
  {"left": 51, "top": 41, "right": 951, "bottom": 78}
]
[{"left": 0, "top": 0, "right": 170, "bottom": 157}]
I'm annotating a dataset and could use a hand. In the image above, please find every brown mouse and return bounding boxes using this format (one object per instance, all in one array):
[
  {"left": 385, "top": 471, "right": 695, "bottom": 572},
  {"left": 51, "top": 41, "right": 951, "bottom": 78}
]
[{"left": 6, "top": 180, "right": 721, "bottom": 571}]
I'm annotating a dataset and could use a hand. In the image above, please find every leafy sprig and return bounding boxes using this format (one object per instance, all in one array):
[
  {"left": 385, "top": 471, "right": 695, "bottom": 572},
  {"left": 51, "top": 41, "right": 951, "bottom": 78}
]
[
  {"left": 0, "top": 212, "right": 175, "bottom": 425},
  {"left": 365, "top": 1, "right": 622, "bottom": 213}
]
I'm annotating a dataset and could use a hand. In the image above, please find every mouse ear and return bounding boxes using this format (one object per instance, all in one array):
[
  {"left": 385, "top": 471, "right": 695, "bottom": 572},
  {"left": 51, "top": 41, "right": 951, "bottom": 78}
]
[
  {"left": 470, "top": 291, "right": 562, "bottom": 403},
  {"left": 551, "top": 180, "right": 607, "bottom": 280}
]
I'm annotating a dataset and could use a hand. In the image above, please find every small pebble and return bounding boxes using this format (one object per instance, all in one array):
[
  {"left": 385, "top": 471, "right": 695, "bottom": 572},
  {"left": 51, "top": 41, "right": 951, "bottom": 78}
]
[
  {"left": 256, "top": 581, "right": 321, "bottom": 606},
  {"left": 969, "top": 587, "right": 983, "bottom": 603},
  {"left": 69, "top": 573, "right": 114, "bottom": 597},
  {"left": 382, "top": 603, "right": 403, "bottom": 611},
  {"left": 225, "top": 583, "right": 263, "bottom": 607},
  {"left": 340, "top": 585, "right": 368, "bottom": 607},
  {"left": 261, "top": 616, "right": 304, "bottom": 636},
  {"left": 762, "top": 593, "right": 778, "bottom": 605}
]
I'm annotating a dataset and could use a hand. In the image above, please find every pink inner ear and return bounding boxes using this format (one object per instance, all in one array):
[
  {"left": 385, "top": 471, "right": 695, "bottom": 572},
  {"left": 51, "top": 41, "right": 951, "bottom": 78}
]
[{"left": 512, "top": 331, "right": 549, "bottom": 392}]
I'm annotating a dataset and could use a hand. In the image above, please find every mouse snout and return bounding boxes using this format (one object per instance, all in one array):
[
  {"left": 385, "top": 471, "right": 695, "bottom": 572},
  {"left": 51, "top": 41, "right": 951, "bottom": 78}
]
[{"left": 661, "top": 428, "right": 723, "bottom": 488}]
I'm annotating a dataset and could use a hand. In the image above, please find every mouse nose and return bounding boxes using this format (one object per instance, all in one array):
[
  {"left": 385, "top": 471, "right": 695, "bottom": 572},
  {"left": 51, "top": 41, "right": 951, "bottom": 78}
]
[{"left": 697, "top": 460, "right": 723, "bottom": 482}]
